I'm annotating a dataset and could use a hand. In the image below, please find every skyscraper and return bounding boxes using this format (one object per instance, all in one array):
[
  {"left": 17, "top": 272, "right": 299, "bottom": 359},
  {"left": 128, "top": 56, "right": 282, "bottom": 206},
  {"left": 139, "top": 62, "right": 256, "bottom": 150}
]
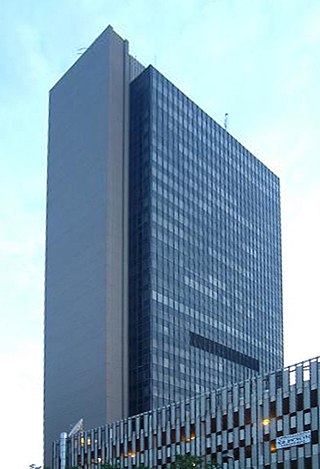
[
  {"left": 44, "top": 26, "right": 143, "bottom": 465},
  {"left": 128, "top": 66, "right": 283, "bottom": 416},
  {"left": 44, "top": 26, "right": 283, "bottom": 466}
]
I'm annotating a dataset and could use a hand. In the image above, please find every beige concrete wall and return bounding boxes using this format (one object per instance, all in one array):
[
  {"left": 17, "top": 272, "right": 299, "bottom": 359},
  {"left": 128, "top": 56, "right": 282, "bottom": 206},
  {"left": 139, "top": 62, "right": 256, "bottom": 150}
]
[{"left": 44, "top": 26, "right": 132, "bottom": 467}]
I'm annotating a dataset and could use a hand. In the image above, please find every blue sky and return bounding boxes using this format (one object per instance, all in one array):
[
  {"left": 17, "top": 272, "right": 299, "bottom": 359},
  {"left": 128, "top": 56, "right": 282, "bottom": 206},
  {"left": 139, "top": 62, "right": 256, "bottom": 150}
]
[{"left": 1, "top": 0, "right": 319, "bottom": 467}]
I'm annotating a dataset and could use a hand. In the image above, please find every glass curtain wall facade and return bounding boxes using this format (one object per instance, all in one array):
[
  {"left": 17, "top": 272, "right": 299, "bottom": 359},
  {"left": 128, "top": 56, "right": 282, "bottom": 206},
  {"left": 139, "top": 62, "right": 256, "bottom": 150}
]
[{"left": 129, "top": 66, "right": 283, "bottom": 416}]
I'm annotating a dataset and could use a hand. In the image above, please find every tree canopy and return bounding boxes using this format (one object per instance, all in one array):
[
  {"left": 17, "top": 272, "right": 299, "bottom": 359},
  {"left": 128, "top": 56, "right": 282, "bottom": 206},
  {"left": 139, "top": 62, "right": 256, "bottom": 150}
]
[{"left": 65, "top": 454, "right": 221, "bottom": 469}]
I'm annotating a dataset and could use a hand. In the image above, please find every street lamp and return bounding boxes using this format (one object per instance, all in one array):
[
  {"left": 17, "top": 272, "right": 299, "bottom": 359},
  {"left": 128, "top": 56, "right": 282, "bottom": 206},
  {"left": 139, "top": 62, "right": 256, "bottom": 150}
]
[{"left": 253, "top": 416, "right": 271, "bottom": 468}]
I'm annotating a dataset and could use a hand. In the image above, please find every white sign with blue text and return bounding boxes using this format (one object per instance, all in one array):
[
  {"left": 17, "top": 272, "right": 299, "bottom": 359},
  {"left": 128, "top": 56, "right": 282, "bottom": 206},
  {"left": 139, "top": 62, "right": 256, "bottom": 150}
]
[{"left": 276, "top": 430, "right": 311, "bottom": 450}]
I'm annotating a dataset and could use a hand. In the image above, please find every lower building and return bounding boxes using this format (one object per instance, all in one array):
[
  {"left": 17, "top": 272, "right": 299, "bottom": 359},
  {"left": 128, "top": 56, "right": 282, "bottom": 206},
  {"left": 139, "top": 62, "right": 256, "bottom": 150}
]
[{"left": 53, "top": 356, "right": 320, "bottom": 468}]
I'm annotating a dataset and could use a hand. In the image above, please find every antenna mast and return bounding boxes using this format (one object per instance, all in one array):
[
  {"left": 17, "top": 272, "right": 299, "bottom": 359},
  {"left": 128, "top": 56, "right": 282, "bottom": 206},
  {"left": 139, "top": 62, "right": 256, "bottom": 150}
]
[
  {"left": 68, "top": 418, "right": 84, "bottom": 437},
  {"left": 224, "top": 113, "right": 229, "bottom": 131}
]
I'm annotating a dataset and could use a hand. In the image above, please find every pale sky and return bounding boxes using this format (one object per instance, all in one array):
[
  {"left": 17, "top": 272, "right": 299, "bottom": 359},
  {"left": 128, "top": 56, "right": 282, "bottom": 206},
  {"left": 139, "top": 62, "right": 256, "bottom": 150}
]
[{"left": 1, "top": 1, "right": 319, "bottom": 467}]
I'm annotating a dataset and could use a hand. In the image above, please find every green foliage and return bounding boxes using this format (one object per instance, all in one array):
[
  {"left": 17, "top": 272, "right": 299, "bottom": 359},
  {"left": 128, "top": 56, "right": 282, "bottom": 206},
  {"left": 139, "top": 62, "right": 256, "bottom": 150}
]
[
  {"left": 66, "top": 455, "right": 221, "bottom": 469},
  {"left": 173, "top": 455, "right": 203, "bottom": 469},
  {"left": 100, "top": 464, "right": 119, "bottom": 469},
  {"left": 97, "top": 461, "right": 148, "bottom": 469},
  {"left": 172, "top": 455, "right": 221, "bottom": 469}
]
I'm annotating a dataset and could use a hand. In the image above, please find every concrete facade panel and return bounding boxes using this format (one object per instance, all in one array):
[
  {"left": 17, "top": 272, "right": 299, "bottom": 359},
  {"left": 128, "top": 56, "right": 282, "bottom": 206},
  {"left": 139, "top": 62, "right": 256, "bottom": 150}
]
[{"left": 44, "top": 27, "right": 131, "bottom": 466}]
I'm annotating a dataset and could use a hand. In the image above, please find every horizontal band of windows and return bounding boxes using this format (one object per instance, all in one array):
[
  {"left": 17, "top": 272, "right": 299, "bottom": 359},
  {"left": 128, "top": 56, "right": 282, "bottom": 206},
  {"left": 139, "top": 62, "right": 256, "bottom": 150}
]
[{"left": 190, "top": 332, "right": 259, "bottom": 372}]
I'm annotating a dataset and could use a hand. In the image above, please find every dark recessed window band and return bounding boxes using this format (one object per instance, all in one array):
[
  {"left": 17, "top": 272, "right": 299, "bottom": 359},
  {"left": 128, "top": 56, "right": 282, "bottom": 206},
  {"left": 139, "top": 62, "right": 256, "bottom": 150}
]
[{"left": 190, "top": 332, "right": 260, "bottom": 372}]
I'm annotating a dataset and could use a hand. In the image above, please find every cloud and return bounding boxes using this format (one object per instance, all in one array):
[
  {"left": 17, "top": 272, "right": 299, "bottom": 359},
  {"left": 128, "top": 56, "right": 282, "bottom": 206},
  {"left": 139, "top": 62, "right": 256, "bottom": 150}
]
[
  {"left": 283, "top": 185, "right": 320, "bottom": 364},
  {"left": 0, "top": 343, "right": 43, "bottom": 469},
  {"left": 0, "top": 2, "right": 320, "bottom": 468},
  {"left": 302, "top": 2, "right": 320, "bottom": 44}
]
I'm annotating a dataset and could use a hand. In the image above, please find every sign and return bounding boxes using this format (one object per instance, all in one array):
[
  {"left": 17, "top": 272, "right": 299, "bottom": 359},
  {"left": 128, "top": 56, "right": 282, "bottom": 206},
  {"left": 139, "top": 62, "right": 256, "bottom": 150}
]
[{"left": 276, "top": 430, "right": 311, "bottom": 450}]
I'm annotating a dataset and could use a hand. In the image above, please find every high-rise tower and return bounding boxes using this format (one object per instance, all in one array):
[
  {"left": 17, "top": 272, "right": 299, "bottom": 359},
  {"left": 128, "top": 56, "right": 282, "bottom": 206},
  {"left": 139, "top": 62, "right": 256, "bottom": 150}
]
[
  {"left": 128, "top": 66, "right": 282, "bottom": 415},
  {"left": 44, "top": 26, "right": 282, "bottom": 467},
  {"left": 44, "top": 26, "right": 143, "bottom": 465}
]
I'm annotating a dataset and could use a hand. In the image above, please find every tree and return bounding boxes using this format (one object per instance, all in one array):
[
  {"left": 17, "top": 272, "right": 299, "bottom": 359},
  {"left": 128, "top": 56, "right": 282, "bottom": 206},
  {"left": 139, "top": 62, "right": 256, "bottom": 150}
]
[
  {"left": 173, "top": 455, "right": 203, "bottom": 469},
  {"left": 172, "top": 455, "right": 221, "bottom": 469},
  {"left": 65, "top": 454, "right": 221, "bottom": 469}
]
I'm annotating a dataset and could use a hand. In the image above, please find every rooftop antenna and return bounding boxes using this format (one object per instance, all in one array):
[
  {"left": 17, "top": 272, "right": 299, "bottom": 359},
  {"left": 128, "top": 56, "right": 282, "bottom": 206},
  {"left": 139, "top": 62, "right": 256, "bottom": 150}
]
[
  {"left": 224, "top": 113, "right": 229, "bottom": 131},
  {"left": 68, "top": 418, "right": 84, "bottom": 437},
  {"left": 77, "top": 47, "right": 87, "bottom": 56}
]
